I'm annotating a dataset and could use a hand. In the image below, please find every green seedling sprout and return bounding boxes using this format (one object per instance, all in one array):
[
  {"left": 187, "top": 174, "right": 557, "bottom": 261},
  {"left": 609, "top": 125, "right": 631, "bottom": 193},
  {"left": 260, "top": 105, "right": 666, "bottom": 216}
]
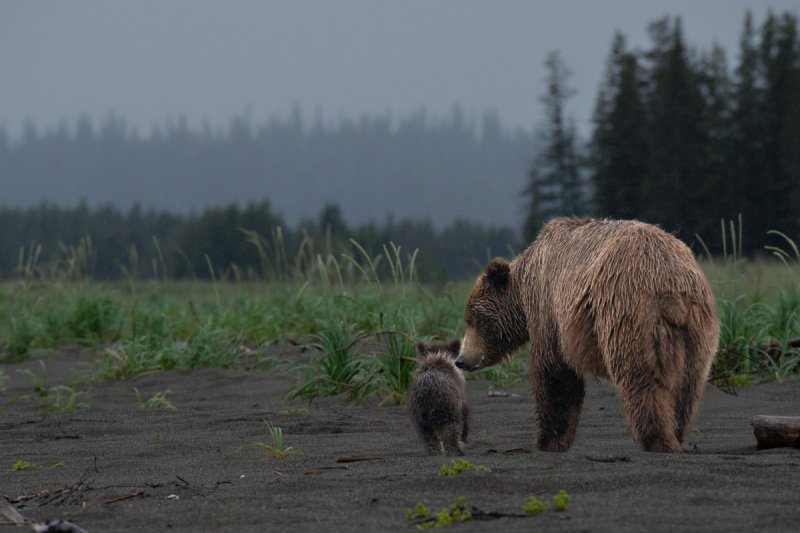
[
  {"left": 439, "top": 459, "right": 491, "bottom": 476},
  {"left": 235, "top": 420, "right": 306, "bottom": 460}
]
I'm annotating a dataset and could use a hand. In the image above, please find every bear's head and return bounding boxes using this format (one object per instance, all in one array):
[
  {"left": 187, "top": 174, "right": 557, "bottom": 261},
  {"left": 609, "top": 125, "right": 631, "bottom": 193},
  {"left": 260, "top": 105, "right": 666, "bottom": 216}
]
[{"left": 456, "top": 258, "right": 528, "bottom": 371}]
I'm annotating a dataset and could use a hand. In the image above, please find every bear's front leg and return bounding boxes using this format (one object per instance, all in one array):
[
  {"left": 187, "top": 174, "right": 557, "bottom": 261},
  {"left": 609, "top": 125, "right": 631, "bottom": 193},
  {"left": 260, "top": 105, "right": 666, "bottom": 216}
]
[{"left": 531, "top": 358, "right": 586, "bottom": 452}]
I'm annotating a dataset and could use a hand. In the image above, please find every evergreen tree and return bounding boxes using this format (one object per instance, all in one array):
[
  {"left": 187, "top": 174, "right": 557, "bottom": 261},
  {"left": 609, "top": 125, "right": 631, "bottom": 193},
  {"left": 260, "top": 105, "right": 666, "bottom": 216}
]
[
  {"left": 642, "top": 17, "right": 715, "bottom": 241},
  {"left": 697, "top": 44, "right": 733, "bottom": 228},
  {"left": 523, "top": 51, "right": 586, "bottom": 241},
  {"left": 757, "top": 12, "right": 800, "bottom": 241},
  {"left": 729, "top": 11, "right": 765, "bottom": 249},
  {"left": 590, "top": 33, "right": 649, "bottom": 220}
]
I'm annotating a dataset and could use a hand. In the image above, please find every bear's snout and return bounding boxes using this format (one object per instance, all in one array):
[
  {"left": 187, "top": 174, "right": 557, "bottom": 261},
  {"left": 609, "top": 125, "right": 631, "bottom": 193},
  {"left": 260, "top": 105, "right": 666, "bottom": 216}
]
[{"left": 454, "top": 355, "right": 470, "bottom": 371}]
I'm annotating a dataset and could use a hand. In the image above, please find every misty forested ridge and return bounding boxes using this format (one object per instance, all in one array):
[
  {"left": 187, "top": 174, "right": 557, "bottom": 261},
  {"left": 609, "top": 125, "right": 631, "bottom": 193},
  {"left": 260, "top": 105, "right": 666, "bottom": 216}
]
[
  {"left": 0, "top": 108, "right": 535, "bottom": 229},
  {"left": 1, "top": 11, "right": 799, "bottom": 281}
]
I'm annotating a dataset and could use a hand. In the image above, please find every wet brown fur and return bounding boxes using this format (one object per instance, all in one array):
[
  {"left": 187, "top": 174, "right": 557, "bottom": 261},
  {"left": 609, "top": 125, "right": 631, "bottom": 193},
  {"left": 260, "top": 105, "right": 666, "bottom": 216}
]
[
  {"left": 408, "top": 340, "right": 470, "bottom": 455},
  {"left": 460, "top": 218, "right": 719, "bottom": 453}
]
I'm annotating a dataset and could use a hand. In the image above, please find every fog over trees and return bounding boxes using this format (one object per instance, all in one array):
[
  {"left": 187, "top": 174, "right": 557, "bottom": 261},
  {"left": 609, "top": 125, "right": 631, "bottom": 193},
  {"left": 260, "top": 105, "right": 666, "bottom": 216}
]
[
  {"left": 1, "top": 10, "right": 798, "bottom": 281},
  {"left": 0, "top": 108, "right": 535, "bottom": 230}
]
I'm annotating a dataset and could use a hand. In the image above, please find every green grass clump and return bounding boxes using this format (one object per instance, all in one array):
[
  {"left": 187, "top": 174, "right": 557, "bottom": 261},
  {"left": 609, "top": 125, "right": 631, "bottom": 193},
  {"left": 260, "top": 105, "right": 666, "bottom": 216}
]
[
  {"left": 134, "top": 387, "right": 176, "bottom": 410},
  {"left": 17, "top": 362, "right": 89, "bottom": 412},
  {"left": 521, "top": 495, "right": 548, "bottom": 516},
  {"left": 439, "top": 459, "right": 491, "bottom": 476},
  {"left": 521, "top": 490, "right": 570, "bottom": 515},
  {"left": 406, "top": 497, "right": 472, "bottom": 529},
  {"left": 10, "top": 460, "right": 36, "bottom": 471},
  {"left": 234, "top": 421, "right": 305, "bottom": 460},
  {"left": 552, "top": 489, "right": 570, "bottom": 511}
]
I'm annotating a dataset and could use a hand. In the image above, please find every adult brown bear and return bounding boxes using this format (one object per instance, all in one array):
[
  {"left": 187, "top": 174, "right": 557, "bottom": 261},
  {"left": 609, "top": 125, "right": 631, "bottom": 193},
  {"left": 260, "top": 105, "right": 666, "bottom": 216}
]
[{"left": 455, "top": 217, "right": 719, "bottom": 453}]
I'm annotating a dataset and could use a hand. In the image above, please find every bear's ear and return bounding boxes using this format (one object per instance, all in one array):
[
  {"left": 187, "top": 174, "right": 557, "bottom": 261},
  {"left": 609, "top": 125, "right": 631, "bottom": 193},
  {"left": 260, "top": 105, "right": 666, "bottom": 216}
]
[
  {"left": 484, "top": 258, "right": 510, "bottom": 289},
  {"left": 416, "top": 342, "right": 427, "bottom": 356}
]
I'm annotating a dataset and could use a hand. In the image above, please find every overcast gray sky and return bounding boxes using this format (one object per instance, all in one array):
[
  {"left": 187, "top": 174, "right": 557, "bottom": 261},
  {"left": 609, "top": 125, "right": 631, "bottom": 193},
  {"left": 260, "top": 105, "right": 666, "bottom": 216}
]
[{"left": 1, "top": 1, "right": 798, "bottom": 138}]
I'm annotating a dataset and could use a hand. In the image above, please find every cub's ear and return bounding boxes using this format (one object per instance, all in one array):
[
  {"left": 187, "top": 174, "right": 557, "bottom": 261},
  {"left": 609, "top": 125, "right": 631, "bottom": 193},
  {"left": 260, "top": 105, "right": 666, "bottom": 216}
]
[
  {"left": 484, "top": 258, "right": 510, "bottom": 289},
  {"left": 447, "top": 339, "right": 461, "bottom": 355},
  {"left": 416, "top": 342, "right": 427, "bottom": 356}
]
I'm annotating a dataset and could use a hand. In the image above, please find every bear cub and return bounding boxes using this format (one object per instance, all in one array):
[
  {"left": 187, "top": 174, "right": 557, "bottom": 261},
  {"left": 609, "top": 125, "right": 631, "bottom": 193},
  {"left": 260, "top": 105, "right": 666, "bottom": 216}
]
[{"left": 409, "top": 340, "right": 470, "bottom": 455}]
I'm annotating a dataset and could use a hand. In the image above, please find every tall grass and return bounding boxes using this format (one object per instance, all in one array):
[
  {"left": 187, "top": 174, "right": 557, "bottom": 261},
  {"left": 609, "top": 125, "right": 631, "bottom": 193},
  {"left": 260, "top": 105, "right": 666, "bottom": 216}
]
[
  {"left": 701, "top": 218, "right": 800, "bottom": 385},
  {"left": 3, "top": 223, "right": 800, "bottom": 401}
]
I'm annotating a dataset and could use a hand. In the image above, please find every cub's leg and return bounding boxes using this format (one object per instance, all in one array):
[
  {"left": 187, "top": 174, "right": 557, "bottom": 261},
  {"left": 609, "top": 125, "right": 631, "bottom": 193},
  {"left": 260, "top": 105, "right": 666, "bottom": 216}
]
[
  {"left": 419, "top": 429, "right": 443, "bottom": 455},
  {"left": 440, "top": 422, "right": 465, "bottom": 456},
  {"left": 460, "top": 404, "right": 470, "bottom": 443}
]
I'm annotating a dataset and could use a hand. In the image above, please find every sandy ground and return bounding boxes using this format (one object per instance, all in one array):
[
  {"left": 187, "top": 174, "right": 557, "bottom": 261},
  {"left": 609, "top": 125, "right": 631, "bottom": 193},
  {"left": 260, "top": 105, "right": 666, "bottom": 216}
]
[{"left": 1, "top": 347, "right": 799, "bottom": 532}]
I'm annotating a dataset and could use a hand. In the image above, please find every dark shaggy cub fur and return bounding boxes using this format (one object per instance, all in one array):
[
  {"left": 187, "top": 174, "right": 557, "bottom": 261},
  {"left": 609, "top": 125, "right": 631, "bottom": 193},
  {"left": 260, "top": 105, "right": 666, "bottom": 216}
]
[{"left": 408, "top": 340, "right": 470, "bottom": 455}]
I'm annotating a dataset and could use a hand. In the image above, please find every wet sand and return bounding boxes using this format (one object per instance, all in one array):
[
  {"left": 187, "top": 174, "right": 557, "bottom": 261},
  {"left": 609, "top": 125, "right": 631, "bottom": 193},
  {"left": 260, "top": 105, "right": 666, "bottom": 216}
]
[{"left": 2, "top": 348, "right": 799, "bottom": 532}]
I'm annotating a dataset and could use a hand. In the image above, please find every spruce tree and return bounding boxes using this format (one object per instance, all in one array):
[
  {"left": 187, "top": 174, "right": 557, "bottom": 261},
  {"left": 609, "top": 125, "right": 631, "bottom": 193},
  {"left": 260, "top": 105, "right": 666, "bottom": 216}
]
[
  {"left": 590, "top": 33, "right": 649, "bottom": 220},
  {"left": 729, "top": 11, "right": 765, "bottom": 250},
  {"left": 523, "top": 51, "right": 585, "bottom": 241},
  {"left": 757, "top": 12, "right": 800, "bottom": 241},
  {"left": 642, "top": 17, "right": 714, "bottom": 241}
]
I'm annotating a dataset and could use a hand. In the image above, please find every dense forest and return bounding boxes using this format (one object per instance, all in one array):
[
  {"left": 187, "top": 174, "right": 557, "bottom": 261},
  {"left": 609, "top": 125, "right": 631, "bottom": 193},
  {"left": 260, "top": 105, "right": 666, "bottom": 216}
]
[
  {"left": 525, "top": 12, "right": 800, "bottom": 253},
  {"left": 1, "top": 11, "right": 799, "bottom": 281},
  {"left": 0, "top": 201, "right": 515, "bottom": 282}
]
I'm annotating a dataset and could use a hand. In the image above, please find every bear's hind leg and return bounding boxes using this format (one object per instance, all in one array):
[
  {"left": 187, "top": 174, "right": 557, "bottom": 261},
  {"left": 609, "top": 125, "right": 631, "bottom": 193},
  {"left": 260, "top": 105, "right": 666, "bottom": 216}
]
[
  {"left": 532, "top": 360, "right": 586, "bottom": 452},
  {"left": 618, "top": 379, "right": 681, "bottom": 452},
  {"left": 673, "top": 362, "right": 709, "bottom": 445}
]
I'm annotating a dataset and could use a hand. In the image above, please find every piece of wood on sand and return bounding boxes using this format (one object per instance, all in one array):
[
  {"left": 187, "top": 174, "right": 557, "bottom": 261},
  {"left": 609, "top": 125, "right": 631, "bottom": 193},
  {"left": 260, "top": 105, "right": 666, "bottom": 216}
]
[{"left": 751, "top": 415, "right": 800, "bottom": 449}]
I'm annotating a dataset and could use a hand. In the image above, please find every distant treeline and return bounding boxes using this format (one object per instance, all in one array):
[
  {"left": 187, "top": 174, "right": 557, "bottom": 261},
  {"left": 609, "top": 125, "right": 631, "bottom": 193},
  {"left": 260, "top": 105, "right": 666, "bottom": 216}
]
[
  {"left": 0, "top": 107, "right": 534, "bottom": 230},
  {"left": 0, "top": 201, "right": 516, "bottom": 282},
  {"left": 529, "top": 11, "right": 800, "bottom": 253},
  {"left": 2, "top": 11, "right": 799, "bottom": 274}
]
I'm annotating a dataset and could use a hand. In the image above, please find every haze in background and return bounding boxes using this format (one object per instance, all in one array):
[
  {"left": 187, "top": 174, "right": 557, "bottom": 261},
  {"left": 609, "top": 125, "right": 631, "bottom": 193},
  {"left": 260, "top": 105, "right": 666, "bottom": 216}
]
[{"left": 1, "top": 1, "right": 797, "bottom": 228}]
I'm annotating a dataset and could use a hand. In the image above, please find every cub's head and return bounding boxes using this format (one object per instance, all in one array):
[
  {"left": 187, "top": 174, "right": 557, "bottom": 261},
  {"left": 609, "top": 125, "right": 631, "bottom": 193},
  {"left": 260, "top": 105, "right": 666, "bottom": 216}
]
[
  {"left": 456, "top": 258, "right": 527, "bottom": 371},
  {"left": 416, "top": 340, "right": 461, "bottom": 360}
]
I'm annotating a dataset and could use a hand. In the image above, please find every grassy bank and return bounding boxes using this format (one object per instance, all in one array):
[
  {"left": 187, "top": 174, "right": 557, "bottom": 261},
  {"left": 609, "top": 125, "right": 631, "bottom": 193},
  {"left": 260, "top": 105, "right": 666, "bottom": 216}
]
[{"left": 2, "top": 251, "right": 800, "bottom": 403}]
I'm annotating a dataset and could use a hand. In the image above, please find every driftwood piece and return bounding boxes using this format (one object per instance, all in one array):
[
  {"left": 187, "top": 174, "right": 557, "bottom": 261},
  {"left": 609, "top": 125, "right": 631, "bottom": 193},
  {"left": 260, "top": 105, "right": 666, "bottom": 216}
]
[
  {"left": 751, "top": 415, "right": 800, "bottom": 449},
  {"left": 335, "top": 455, "right": 385, "bottom": 463}
]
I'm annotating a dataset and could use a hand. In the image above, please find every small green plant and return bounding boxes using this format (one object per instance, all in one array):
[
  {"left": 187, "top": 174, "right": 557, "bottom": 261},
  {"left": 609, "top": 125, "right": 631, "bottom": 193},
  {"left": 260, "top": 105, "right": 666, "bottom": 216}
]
[
  {"left": 10, "top": 460, "right": 36, "bottom": 471},
  {"left": 46, "top": 385, "right": 89, "bottom": 412},
  {"left": 521, "top": 490, "right": 570, "bottom": 516},
  {"left": 288, "top": 317, "right": 366, "bottom": 400},
  {"left": 439, "top": 459, "right": 491, "bottom": 476},
  {"left": 16, "top": 361, "right": 50, "bottom": 399},
  {"left": 552, "top": 489, "right": 570, "bottom": 511},
  {"left": 407, "top": 497, "right": 472, "bottom": 529},
  {"left": 235, "top": 421, "right": 305, "bottom": 460},
  {"left": 53, "top": 461, "right": 66, "bottom": 468},
  {"left": 134, "top": 387, "right": 177, "bottom": 410},
  {"left": 406, "top": 502, "right": 431, "bottom": 520},
  {"left": 521, "top": 495, "right": 548, "bottom": 515},
  {"left": 17, "top": 364, "right": 88, "bottom": 412},
  {"left": 351, "top": 332, "right": 417, "bottom": 405}
]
